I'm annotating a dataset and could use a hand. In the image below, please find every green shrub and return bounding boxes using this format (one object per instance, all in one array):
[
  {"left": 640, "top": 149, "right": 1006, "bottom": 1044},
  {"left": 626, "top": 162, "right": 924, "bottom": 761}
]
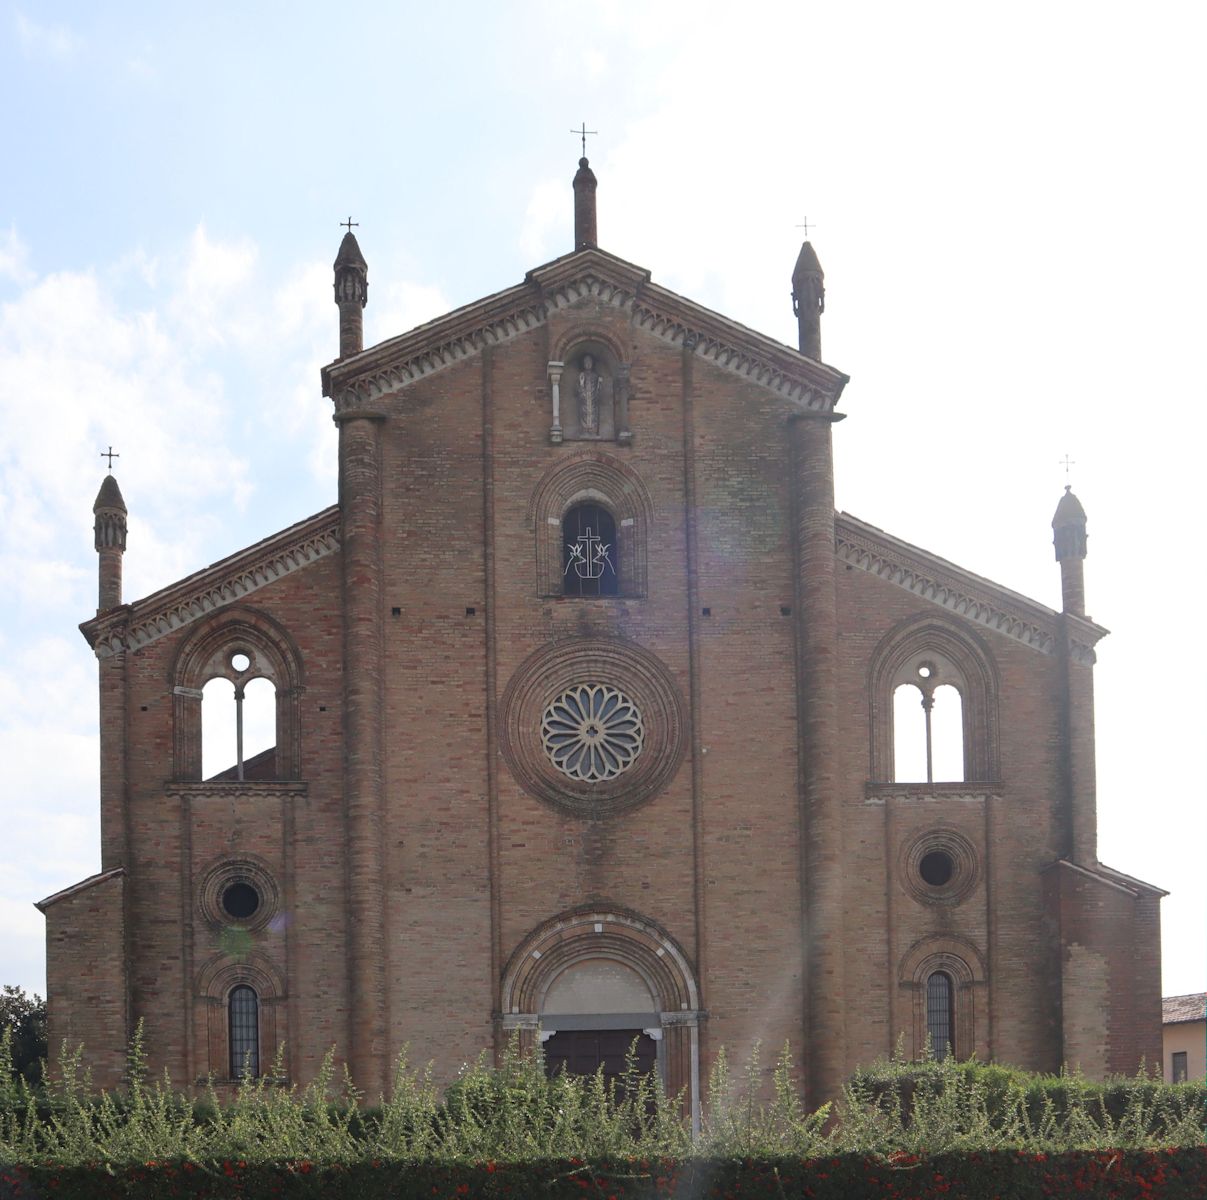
[{"left": 3, "top": 1029, "right": 1205, "bottom": 1175}]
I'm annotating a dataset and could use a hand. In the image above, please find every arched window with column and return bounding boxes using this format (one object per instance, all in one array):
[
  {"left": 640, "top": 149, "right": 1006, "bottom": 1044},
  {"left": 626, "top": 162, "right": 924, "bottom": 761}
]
[
  {"left": 869, "top": 617, "right": 1000, "bottom": 785},
  {"left": 170, "top": 607, "right": 305, "bottom": 783},
  {"left": 529, "top": 453, "right": 652, "bottom": 599}
]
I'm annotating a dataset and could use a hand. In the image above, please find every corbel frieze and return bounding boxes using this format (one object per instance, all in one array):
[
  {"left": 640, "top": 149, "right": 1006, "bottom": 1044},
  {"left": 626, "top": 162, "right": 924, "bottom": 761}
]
[
  {"left": 836, "top": 530, "right": 1058, "bottom": 656},
  {"left": 90, "top": 520, "right": 340, "bottom": 659},
  {"left": 325, "top": 272, "right": 839, "bottom": 414},
  {"left": 332, "top": 302, "right": 547, "bottom": 403}
]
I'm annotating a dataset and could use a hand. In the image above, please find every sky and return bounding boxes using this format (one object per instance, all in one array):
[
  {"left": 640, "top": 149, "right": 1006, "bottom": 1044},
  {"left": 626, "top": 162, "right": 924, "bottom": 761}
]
[{"left": 1, "top": 1, "right": 1204, "bottom": 1014}]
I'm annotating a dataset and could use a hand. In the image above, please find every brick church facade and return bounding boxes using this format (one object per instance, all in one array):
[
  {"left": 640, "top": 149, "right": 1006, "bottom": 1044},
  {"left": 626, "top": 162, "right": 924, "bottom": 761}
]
[{"left": 40, "top": 160, "right": 1163, "bottom": 1113}]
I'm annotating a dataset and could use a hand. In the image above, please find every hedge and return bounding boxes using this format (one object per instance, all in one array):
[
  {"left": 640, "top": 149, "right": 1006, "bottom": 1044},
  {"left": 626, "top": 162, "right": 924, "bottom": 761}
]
[{"left": 4, "top": 1151, "right": 1207, "bottom": 1200}]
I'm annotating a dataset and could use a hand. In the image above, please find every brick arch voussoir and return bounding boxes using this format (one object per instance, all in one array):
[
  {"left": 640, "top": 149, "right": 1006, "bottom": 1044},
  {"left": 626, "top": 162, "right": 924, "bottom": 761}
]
[
  {"left": 552, "top": 326, "right": 628, "bottom": 370},
  {"left": 502, "top": 904, "right": 698, "bottom": 1017},
  {"left": 899, "top": 934, "right": 987, "bottom": 987},
  {"left": 870, "top": 614, "right": 999, "bottom": 699},
  {"left": 195, "top": 950, "right": 285, "bottom": 1001},
  {"left": 527, "top": 451, "right": 653, "bottom": 528},
  {"left": 170, "top": 604, "right": 306, "bottom": 692}
]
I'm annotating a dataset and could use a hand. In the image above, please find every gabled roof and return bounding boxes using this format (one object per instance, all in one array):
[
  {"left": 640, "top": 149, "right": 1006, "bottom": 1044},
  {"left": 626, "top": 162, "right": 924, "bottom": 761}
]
[
  {"left": 322, "top": 246, "right": 848, "bottom": 417},
  {"left": 836, "top": 512, "right": 1109, "bottom": 664},
  {"left": 1163, "top": 993, "right": 1206, "bottom": 1025},
  {"left": 36, "top": 867, "right": 124, "bottom": 911},
  {"left": 1042, "top": 858, "right": 1168, "bottom": 899},
  {"left": 80, "top": 506, "right": 339, "bottom": 658}
]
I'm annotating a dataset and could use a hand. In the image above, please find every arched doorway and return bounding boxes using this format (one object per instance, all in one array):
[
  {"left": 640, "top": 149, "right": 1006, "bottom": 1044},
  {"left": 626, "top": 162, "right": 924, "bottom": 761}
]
[
  {"left": 500, "top": 908, "right": 702, "bottom": 1133},
  {"left": 539, "top": 958, "right": 660, "bottom": 1086}
]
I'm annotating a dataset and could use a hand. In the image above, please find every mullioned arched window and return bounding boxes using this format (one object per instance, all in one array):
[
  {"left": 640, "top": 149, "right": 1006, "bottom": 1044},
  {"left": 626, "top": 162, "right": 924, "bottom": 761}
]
[
  {"left": 169, "top": 607, "right": 305, "bottom": 782},
  {"left": 869, "top": 617, "right": 1000, "bottom": 784}
]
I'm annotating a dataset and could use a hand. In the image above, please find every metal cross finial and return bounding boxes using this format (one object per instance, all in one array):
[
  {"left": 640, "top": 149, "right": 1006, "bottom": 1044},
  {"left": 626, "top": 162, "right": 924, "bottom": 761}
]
[
  {"left": 1059, "top": 453, "right": 1076, "bottom": 476},
  {"left": 340, "top": 217, "right": 359, "bottom": 233},
  {"left": 571, "top": 122, "right": 597, "bottom": 157},
  {"left": 100, "top": 446, "right": 120, "bottom": 469},
  {"left": 796, "top": 216, "right": 816, "bottom": 238}
]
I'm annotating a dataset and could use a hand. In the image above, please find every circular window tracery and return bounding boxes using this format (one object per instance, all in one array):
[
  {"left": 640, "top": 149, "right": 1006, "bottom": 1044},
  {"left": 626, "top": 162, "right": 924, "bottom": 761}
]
[
  {"left": 500, "top": 639, "right": 686, "bottom": 817},
  {"left": 542, "top": 684, "right": 645, "bottom": 782}
]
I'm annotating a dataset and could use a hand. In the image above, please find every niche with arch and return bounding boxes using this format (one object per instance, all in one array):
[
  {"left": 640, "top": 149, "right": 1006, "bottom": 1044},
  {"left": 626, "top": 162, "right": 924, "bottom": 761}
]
[
  {"left": 551, "top": 333, "right": 631, "bottom": 444},
  {"left": 170, "top": 607, "right": 305, "bottom": 782}
]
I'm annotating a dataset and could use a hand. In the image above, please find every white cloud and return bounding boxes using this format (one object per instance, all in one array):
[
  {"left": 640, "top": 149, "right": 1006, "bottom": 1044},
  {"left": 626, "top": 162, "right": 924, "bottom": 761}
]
[
  {"left": 14, "top": 11, "right": 80, "bottom": 61},
  {"left": 0, "top": 227, "right": 34, "bottom": 286},
  {"left": 169, "top": 224, "right": 260, "bottom": 348},
  {"left": 0, "top": 226, "right": 452, "bottom": 989}
]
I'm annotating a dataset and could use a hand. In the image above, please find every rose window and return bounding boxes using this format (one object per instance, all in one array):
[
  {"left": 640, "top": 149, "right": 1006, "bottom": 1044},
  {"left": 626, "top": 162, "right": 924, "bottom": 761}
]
[{"left": 541, "top": 684, "right": 645, "bottom": 782}]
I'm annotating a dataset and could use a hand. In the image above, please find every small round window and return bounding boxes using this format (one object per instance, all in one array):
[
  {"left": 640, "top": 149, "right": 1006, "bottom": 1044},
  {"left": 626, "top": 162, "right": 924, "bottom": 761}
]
[
  {"left": 200, "top": 859, "right": 278, "bottom": 930},
  {"left": 221, "top": 881, "right": 260, "bottom": 920},
  {"left": 919, "top": 850, "right": 954, "bottom": 887},
  {"left": 902, "top": 831, "right": 978, "bottom": 905}
]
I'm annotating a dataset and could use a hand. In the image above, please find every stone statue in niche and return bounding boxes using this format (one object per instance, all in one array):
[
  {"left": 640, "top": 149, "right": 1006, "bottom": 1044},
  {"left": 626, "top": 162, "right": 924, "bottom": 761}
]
[
  {"left": 548, "top": 348, "right": 631, "bottom": 444},
  {"left": 576, "top": 353, "right": 603, "bottom": 434}
]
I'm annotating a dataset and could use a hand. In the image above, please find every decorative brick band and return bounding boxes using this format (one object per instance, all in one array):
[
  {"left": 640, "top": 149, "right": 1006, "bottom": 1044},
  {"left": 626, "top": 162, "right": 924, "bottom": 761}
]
[
  {"left": 334, "top": 305, "right": 547, "bottom": 410},
  {"left": 89, "top": 518, "right": 339, "bottom": 659},
  {"left": 836, "top": 526, "right": 1059, "bottom": 657},
  {"left": 631, "top": 302, "right": 829, "bottom": 412},
  {"left": 328, "top": 271, "right": 841, "bottom": 416}
]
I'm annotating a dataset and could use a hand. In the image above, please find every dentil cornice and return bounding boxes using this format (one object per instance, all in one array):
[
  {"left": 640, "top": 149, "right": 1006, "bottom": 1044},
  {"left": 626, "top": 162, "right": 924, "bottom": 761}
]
[
  {"left": 81, "top": 508, "right": 340, "bottom": 658},
  {"left": 836, "top": 513, "right": 1108, "bottom": 665},
  {"left": 323, "top": 248, "right": 848, "bottom": 417}
]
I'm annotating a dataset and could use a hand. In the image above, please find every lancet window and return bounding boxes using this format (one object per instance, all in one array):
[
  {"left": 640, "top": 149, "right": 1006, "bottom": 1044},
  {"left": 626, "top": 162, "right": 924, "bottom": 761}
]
[{"left": 228, "top": 985, "right": 260, "bottom": 1078}]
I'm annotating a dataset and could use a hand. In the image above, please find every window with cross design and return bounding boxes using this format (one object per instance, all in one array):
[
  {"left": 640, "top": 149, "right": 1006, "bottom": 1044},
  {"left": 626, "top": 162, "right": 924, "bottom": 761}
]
[{"left": 562, "top": 503, "right": 618, "bottom": 597}]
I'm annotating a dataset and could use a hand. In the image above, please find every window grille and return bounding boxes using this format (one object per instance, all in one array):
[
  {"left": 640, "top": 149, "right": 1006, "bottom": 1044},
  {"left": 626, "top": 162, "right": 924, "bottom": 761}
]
[
  {"left": 925, "top": 971, "right": 953, "bottom": 1060},
  {"left": 229, "top": 985, "right": 259, "bottom": 1078},
  {"left": 562, "top": 504, "right": 618, "bottom": 597}
]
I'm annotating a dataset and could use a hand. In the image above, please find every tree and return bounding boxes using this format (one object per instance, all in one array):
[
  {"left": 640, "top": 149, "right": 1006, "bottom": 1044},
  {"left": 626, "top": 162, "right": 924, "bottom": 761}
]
[{"left": 0, "top": 985, "right": 47, "bottom": 1086}]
